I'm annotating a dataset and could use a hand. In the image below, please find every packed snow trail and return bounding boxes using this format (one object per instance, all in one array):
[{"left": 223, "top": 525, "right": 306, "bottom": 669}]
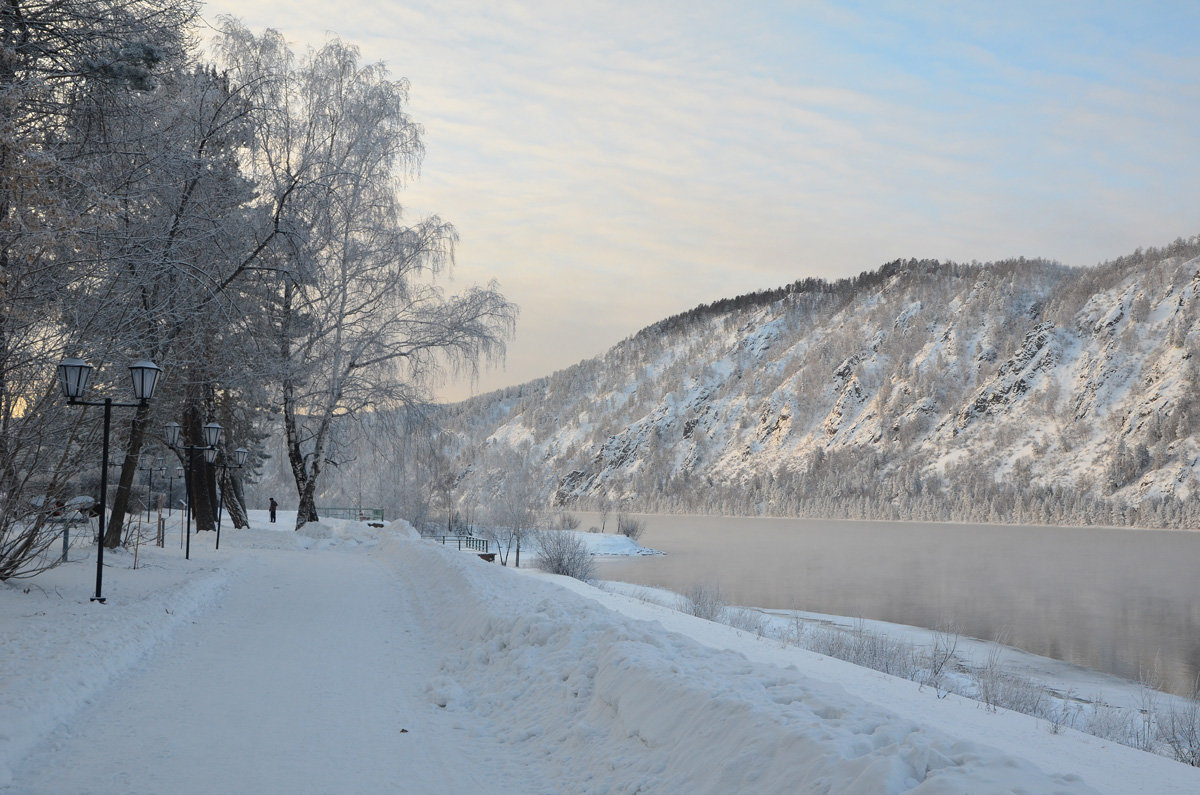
[{"left": 9, "top": 539, "right": 536, "bottom": 794}]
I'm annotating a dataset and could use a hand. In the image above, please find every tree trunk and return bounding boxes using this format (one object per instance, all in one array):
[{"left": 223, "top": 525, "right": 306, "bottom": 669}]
[
  {"left": 105, "top": 401, "right": 151, "bottom": 547},
  {"left": 221, "top": 469, "right": 249, "bottom": 529},
  {"left": 296, "top": 474, "right": 319, "bottom": 528},
  {"left": 185, "top": 408, "right": 216, "bottom": 533},
  {"left": 281, "top": 366, "right": 326, "bottom": 529},
  {"left": 281, "top": 376, "right": 319, "bottom": 527}
]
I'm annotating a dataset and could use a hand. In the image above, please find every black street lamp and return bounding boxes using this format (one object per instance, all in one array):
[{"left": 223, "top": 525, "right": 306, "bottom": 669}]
[
  {"left": 214, "top": 447, "right": 250, "bottom": 550},
  {"left": 164, "top": 420, "right": 223, "bottom": 560},
  {"left": 168, "top": 466, "right": 184, "bottom": 516},
  {"left": 57, "top": 357, "right": 162, "bottom": 603},
  {"left": 137, "top": 455, "right": 167, "bottom": 522}
]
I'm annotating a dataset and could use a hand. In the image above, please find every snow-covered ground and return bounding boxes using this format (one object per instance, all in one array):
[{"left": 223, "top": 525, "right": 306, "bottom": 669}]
[
  {"left": 2, "top": 514, "right": 1198, "bottom": 793},
  {"left": 575, "top": 531, "right": 663, "bottom": 556},
  {"left": 441, "top": 529, "right": 663, "bottom": 559}
]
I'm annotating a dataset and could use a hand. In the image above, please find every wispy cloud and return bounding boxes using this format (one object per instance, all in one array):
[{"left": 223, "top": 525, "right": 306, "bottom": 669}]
[{"left": 202, "top": 0, "right": 1200, "bottom": 399}]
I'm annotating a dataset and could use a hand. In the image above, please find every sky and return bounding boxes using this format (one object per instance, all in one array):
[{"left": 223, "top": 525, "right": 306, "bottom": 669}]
[{"left": 200, "top": 1, "right": 1200, "bottom": 401}]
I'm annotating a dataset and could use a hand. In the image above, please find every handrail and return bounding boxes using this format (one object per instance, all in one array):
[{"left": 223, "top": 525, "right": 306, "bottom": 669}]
[
  {"left": 438, "top": 535, "right": 490, "bottom": 553},
  {"left": 318, "top": 506, "right": 384, "bottom": 521}
]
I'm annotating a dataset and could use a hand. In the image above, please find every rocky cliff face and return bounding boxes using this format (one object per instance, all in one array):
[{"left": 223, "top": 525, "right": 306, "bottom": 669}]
[{"left": 441, "top": 238, "right": 1200, "bottom": 527}]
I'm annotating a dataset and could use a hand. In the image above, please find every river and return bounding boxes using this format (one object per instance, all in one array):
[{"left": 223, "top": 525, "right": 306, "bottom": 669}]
[{"left": 591, "top": 514, "right": 1200, "bottom": 695}]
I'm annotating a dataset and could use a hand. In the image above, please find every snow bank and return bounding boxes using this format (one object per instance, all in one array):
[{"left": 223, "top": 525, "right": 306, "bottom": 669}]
[
  {"left": 407, "top": 541, "right": 1122, "bottom": 793},
  {"left": 576, "top": 531, "right": 662, "bottom": 556},
  {"left": 0, "top": 546, "right": 247, "bottom": 786},
  {"left": 0, "top": 514, "right": 402, "bottom": 785},
  {"left": 512, "top": 529, "right": 661, "bottom": 558}
]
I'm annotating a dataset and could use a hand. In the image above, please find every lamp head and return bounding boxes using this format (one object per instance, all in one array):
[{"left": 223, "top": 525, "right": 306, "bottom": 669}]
[
  {"left": 163, "top": 421, "right": 182, "bottom": 448},
  {"left": 202, "top": 422, "right": 224, "bottom": 448},
  {"left": 57, "top": 358, "right": 93, "bottom": 400},
  {"left": 128, "top": 360, "right": 161, "bottom": 402}
]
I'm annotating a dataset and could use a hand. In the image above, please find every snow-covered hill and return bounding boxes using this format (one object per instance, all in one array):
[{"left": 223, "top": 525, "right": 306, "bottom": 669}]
[{"left": 414, "top": 237, "right": 1200, "bottom": 528}]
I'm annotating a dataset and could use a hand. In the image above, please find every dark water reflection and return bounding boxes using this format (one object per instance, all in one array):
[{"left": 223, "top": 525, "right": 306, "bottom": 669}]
[{"left": 592, "top": 515, "right": 1200, "bottom": 695}]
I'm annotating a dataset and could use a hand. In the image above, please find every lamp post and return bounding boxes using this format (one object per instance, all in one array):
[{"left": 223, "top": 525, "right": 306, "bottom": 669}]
[
  {"left": 168, "top": 466, "right": 183, "bottom": 516},
  {"left": 137, "top": 455, "right": 167, "bottom": 522},
  {"left": 135, "top": 457, "right": 148, "bottom": 518},
  {"left": 164, "top": 420, "right": 223, "bottom": 560},
  {"left": 57, "top": 357, "right": 162, "bottom": 604},
  {"left": 214, "top": 447, "right": 250, "bottom": 550}
]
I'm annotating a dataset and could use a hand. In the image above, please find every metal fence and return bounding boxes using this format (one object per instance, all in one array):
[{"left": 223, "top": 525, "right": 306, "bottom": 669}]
[
  {"left": 318, "top": 507, "right": 385, "bottom": 522},
  {"left": 438, "top": 535, "right": 491, "bottom": 553}
]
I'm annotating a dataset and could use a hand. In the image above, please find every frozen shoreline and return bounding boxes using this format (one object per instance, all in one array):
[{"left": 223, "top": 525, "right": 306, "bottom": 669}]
[
  {"left": 585, "top": 530, "right": 1195, "bottom": 749},
  {"left": 565, "top": 527, "right": 1174, "bottom": 715},
  {"left": 600, "top": 580, "right": 1183, "bottom": 717}
]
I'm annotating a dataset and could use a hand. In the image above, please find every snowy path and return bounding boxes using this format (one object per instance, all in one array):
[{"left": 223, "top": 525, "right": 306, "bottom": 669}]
[{"left": 10, "top": 542, "right": 532, "bottom": 794}]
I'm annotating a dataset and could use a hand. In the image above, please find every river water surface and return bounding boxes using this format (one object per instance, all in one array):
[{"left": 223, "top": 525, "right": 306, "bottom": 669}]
[{"left": 592, "top": 514, "right": 1200, "bottom": 695}]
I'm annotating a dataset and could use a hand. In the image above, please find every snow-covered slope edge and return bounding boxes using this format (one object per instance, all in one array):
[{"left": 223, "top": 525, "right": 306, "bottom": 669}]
[{"left": 409, "top": 540, "right": 1195, "bottom": 793}]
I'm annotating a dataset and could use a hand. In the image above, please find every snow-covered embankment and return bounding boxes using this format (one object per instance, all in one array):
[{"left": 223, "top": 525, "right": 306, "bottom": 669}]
[
  {"left": 410, "top": 537, "right": 1182, "bottom": 793},
  {"left": 4, "top": 518, "right": 1197, "bottom": 793}
]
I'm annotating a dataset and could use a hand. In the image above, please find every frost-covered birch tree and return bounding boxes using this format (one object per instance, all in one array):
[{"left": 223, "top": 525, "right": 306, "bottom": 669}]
[
  {"left": 482, "top": 453, "right": 545, "bottom": 567},
  {"left": 218, "top": 25, "right": 515, "bottom": 529}
]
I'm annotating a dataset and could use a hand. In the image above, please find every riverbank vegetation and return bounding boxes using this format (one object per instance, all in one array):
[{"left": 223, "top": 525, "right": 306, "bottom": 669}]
[{"left": 635, "top": 581, "right": 1200, "bottom": 766}]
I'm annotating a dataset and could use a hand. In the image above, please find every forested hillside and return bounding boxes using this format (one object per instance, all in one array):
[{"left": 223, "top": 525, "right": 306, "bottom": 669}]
[{"left": 300, "top": 236, "right": 1200, "bottom": 530}]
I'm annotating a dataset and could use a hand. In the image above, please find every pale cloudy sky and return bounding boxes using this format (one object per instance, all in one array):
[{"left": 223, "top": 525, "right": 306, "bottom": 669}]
[{"left": 201, "top": 1, "right": 1200, "bottom": 401}]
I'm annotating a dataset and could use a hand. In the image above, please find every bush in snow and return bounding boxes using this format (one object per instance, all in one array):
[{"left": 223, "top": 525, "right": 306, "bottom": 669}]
[
  {"left": 615, "top": 514, "right": 645, "bottom": 541},
  {"left": 918, "top": 624, "right": 959, "bottom": 696},
  {"left": 1159, "top": 686, "right": 1200, "bottom": 766},
  {"left": 972, "top": 665, "right": 1050, "bottom": 719},
  {"left": 534, "top": 529, "right": 595, "bottom": 582},
  {"left": 554, "top": 512, "right": 581, "bottom": 530},
  {"left": 805, "top": 621, "right": 922, "bottom": 680},
  {"left": 725, "top": 607, "right": 768, "bottom": 637},
  {"left": 680, "top": 583, "right": 726, "bottom": 622},
  {"left": 1083, "top": 702, "right": 1137, "bottom": 744}
]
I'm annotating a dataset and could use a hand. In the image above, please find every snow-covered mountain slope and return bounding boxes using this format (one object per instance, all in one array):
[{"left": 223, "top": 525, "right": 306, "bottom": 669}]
[{"left": 433, "top": 237, "right": 1200, "bottom": 528}]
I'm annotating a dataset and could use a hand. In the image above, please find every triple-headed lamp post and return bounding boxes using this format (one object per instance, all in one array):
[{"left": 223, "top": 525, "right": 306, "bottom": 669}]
[
  {"left": 57, "top": 357, "right": 162, "bottom": 604},
  {"left": 164, "top": 420, "right": 223, "bottom": 560}
]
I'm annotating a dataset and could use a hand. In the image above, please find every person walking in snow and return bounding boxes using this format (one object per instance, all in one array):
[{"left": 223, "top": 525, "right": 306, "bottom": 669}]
[{"left": 269, "top": 497, "right": 278, "bottom": 523}]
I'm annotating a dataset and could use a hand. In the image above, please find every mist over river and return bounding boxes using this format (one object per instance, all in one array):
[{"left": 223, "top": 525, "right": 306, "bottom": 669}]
[{"left": 591, "top": 515, "right": 1200, "bottom": 695}]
